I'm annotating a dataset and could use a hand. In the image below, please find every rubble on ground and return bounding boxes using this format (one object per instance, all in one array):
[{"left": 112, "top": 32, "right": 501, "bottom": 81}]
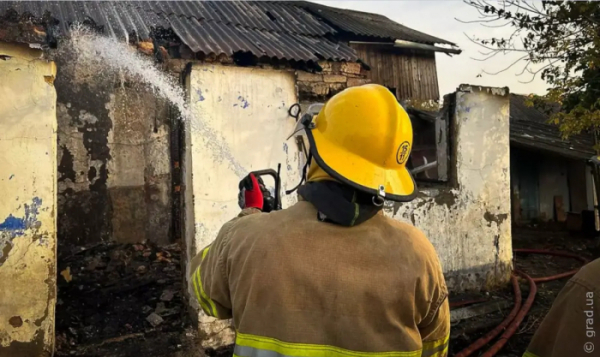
[{"left": 55, "top": 241, "right": 204, "bottom": 357}]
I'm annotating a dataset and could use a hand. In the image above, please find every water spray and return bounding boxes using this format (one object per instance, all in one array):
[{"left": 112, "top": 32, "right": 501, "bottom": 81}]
[{"left": 66, "top": 26, "right": 247, "bottom": 178}]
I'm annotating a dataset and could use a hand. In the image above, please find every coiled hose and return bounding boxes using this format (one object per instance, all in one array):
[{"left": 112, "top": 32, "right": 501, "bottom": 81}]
[{"left": 452, "top": 249, "right": 589, "bottom": 357}]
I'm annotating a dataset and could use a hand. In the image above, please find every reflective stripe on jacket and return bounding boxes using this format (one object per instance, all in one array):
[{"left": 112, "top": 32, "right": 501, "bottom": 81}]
[{"left": 189, "top": 201, "right": 450, "bottom": 357}]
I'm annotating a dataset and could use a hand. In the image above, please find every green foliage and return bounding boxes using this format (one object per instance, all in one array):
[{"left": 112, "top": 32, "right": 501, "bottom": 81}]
[{"left": 465, "top": 0, "right": 600, "bottom": 138}]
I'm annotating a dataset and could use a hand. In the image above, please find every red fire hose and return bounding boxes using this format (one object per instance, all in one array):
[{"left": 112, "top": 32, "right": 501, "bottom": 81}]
[
  {"left": 479, "top": 270, "right": 537, "bottom": 357},
  {"left": 453, "top": 276, "right": 522, "bottom": 357},
  {"left": 452, "top": 249, "right": 588, "bottom": 357},
  {"left": 512, "top": 249, "right": 589, "bottom": 282}
]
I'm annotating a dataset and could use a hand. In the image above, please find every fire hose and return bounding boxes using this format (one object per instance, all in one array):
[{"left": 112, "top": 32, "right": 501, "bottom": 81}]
[{"left": 452, "top": 249, "right": 589, "bottom": 357}]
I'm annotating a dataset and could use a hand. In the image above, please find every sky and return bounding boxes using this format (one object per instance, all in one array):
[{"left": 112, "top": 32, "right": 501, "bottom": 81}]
[{"left": 314, "top": 0, "right": 549, "bottom": 97}]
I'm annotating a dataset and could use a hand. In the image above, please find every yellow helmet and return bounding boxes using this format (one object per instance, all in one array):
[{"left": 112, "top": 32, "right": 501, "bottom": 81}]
[{"left": 294, "top": 84, "right": 416, "bottom": 202}]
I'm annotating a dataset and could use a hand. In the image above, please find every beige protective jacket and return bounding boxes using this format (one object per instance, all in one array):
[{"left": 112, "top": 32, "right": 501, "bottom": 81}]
[
  {"left": 523, "top": 258, "right": 600, "bottom": 357},
  {"left": 189, "top": 200, "right": 450, "bottom": 357}
]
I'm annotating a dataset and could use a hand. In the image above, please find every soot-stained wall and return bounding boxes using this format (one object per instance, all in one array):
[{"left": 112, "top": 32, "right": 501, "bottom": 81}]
[
  {"left": 390, "top": 85, "right": 512, "bottom": 293},
  {"left": 53, "top": 49, "right": 172, "bottom": 252}
]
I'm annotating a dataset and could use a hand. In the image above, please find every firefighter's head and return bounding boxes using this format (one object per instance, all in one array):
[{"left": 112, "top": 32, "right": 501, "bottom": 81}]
[{"left": 292, "top": 84, "right": 416, "bottom": 203}]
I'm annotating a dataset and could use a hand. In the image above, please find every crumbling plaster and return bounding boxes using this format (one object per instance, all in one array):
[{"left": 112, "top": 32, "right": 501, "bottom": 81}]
[
  {"left": 391, "top": 85, "right": 513, "bottom": 292},
  {"left": 0, "top": 42, "right": 57, "bottom": 357}
]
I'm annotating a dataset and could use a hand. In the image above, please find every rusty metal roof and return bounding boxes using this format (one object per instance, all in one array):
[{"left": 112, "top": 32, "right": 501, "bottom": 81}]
[
  {"left": 510, "top": 95, "right": 595, "bottom": 160},
  {"left": 0, "top": 1, "right": 357, "bottom": 62},
  {"left": 292, "top": 1, "right": 455, "bottom": 46}
]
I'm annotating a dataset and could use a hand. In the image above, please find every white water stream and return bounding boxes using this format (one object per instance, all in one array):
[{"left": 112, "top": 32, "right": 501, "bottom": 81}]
[{"left": 67, "top": 27, "right": 247, "bottom": 178}]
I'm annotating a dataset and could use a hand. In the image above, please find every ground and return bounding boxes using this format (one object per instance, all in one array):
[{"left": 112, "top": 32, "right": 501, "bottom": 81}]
[
  {"left": 54, "top": 241, "right": 204, "bottom": 357},
  {"left": 449, "top": 225, "right": 598, "bottom": 356},
  {"left": 54, "top": 225, "right": 598, "bottom": 357}
]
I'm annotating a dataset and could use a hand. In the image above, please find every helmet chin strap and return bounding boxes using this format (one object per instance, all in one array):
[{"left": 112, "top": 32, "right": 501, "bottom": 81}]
[{"left": 286, "top": 152, "right": 312, "bottom": 195}]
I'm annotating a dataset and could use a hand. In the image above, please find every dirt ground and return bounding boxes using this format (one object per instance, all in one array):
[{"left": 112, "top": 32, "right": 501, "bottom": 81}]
[
  {"left": 54, "top": 225, "right": 598, "bottom": 357},
  {"left": 449, "top": 225, "right": 598, "bottom": 356},
  {"left": 54, "top": 241, "right": 204, "bottom": 357}
]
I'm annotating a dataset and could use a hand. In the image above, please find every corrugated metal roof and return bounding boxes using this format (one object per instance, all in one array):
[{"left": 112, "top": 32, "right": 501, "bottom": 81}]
[
  {"left": 167, "top": 15, "right": 355, "bottom": 61},
  {"left": 0, "top": 1, "right": 357, "bottom": 62},
  {"left": 293, "top": 1, "right": 455, "bottom": 46},
  {"left": 0, "top": 1, "right": 166, "bottom": 41},
  {"left": 130, "top": 1, "right": 335, "bottom": 36},
  {"left": 510, "top": 95, "right": 595, "bottom": 160}
]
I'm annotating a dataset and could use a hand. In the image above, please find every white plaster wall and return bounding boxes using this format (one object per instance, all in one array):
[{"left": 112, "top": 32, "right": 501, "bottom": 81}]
[
  {"left": 392, "top": 85, "right": 512, "bottom": 292},
  {"left": 184, "top": 64, "right": 300, "bottom": 347},
  {"left": 0, "top": 42, "right": 57, "bottom": 355}
]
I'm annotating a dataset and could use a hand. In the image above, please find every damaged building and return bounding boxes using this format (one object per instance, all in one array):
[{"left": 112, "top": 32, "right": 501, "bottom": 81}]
[
  {"left": 0, "top": 0, "right": 528, "bottom": 355},
  {"left": 510, "top": 94, "right": 597, "bottom": 229}
]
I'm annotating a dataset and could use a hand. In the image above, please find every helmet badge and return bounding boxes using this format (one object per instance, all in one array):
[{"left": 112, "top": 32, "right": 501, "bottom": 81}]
[{"left": 396, "top": 141, "right": 411, "bottom": 165}]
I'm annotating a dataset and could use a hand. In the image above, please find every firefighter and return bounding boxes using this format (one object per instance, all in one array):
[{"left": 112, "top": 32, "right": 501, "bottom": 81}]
[
  {"left": 522, "top": 257, "right": 600, "bottom": 357},
  {"left": 189, "top": 84, "right": 450, "bottom": 357}
]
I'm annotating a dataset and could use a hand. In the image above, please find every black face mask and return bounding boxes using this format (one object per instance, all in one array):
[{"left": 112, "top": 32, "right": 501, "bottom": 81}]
[{"left": 298, "top": 181, "right": 382, "bottom": 227}]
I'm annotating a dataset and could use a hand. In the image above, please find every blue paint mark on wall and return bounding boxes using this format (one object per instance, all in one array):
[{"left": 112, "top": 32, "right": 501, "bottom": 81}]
[
  {"left": 237, "top": 96, "right": 250, "bottom": 109},
  {"left": 283, "top": 143, "right": 288, "bottom": 154},
  {"left": 196, "top": 89, "right": 205, "bottom": 102},
  {"left": 0, "top": 197, "right": 43, "bottom": 263},
  {"left": 0, "top": 215, "right": 26, "bottom": 232}
]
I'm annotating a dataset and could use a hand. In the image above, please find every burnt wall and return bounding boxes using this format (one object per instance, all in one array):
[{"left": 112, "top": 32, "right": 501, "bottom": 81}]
[{"left": 53, "top": 49, "right": 172, "bottom": 252}]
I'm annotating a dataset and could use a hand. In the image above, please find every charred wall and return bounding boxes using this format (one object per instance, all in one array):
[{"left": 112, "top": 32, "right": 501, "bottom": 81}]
[{"left": 53, "top": 48, "right": 172, "bottom": 253}]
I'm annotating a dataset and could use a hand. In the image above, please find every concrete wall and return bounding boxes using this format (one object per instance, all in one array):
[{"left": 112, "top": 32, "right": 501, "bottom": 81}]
[
  {"left": 0, "top": 42, "right": 57, "bottom": 357},
  {"left": 392, "top": 85, "right": 512, "bottom": 292},
  {"left": 183, "top": 64, "right": 301, "bottom": 347},
  {"left": 52, "top": 48, "right": 172, "bottom": 251}
]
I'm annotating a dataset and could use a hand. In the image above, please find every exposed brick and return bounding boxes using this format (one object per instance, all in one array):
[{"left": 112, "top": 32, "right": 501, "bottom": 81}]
[
  {"left": 331, "top": 62, "right": 342, "bottom": 73},
  {"left": 347, "top": 78, "right": 371, "bottom": 87},
  {"left": 137, "top": 41, "right": 154, "bottom": 56},
  {"left": 318, "top": 61, "right": 333, "bottom": 73},
  {"left": 311, "top": 83, "right": 330, "bottom": 96},
  {"left": 324, "top": 74, "right": 347, "bottom": 83},
  {"left": 341, "top": 62, "right": 361, "bottom": 75},
  {"left": 297, "top": 71, "right": 323, "bottom": 82},
  {"left": 297, "top": 82, "right": 313, "bottom": 96},
  {"left": 329, "top": 83, "right": 346, "bottom": 95}
]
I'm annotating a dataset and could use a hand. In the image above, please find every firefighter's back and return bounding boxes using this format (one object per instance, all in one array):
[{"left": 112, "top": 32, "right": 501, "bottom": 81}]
[{"left": 226, "top": 200, "right": 449, "bottom": 356}]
